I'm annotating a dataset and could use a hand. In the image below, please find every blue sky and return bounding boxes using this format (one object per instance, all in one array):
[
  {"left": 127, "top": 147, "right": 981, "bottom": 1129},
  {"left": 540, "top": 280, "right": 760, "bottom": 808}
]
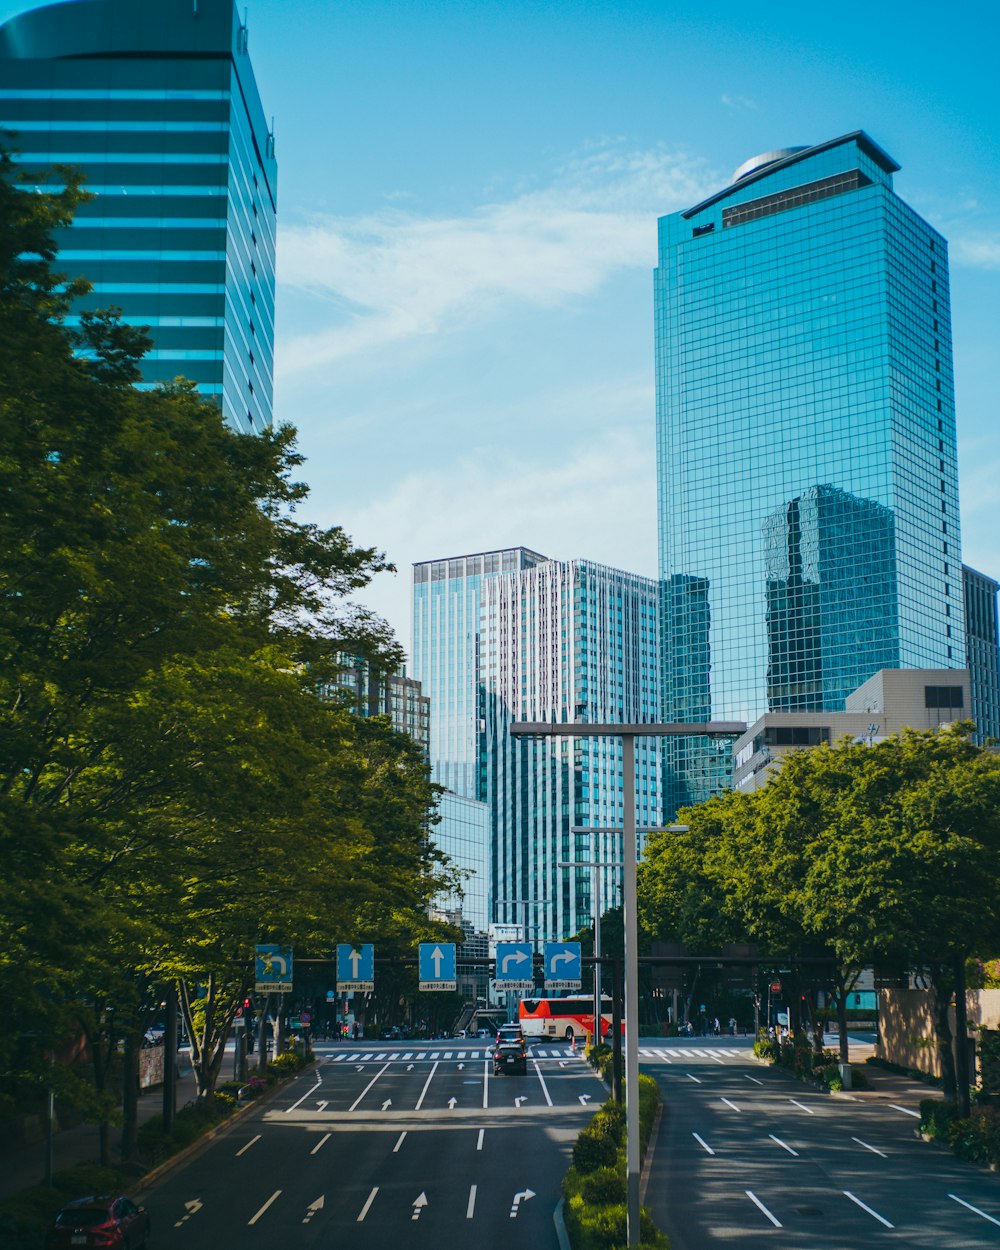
[{"left": 3, "top": 0, "right": 998, "bottom": 655}]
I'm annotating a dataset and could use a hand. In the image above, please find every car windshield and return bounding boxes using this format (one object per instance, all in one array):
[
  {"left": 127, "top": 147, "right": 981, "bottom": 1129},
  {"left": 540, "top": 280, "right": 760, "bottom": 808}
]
[{"left": 56, "top": 1208, "right": 109, "bottom": 1227}]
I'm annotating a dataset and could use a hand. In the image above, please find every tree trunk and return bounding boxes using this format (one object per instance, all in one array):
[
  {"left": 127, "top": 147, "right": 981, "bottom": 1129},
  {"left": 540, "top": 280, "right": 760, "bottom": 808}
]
[
  {"left": 931, "top": 971, "right": 958, "bottom": 1104},
  {"left": 120, "top": 1033, "right": 139, "bottom": 1163},
  {"left": 836, "top": 975, "right": 850, "bottom": 1066}
]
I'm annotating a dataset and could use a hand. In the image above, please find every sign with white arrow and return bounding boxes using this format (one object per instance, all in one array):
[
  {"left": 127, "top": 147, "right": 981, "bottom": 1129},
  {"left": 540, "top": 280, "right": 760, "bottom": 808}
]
[
  {"left": 418, "top": 942, "right": 457, "bottom": 991},
  {"left": 336, "top": 943, "right": 374, "bottom": 992},
  {"left": 411, "top": 1193, "right": 428, "bottom": 1221},
  {"left": 544, "top": 941, "right": 582, "bottom": 990},
  {"left": 255, "top": 945, "right": 293, "bottom": 993},
  {"left": 495, "top": 942, "right": 534, "bottom": 990},
  {"left": 510, "top": 1189, "right": 535, "bottom": 1218}
]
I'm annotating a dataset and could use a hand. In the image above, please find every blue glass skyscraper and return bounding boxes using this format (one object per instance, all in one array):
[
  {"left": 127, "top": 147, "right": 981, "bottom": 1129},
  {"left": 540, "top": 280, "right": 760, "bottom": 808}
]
[
  {"left": 0, "top": 0, "right": 275, "bottom": 432},
  {"left": 655, "top": 133, "right": 963, "bottom": 811}
]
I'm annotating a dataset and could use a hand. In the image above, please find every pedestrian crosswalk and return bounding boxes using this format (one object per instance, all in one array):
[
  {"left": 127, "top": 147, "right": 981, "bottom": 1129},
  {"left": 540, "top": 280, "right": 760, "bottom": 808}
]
[{"left": 322, "top": 1046, "right": 753, "bottom": 1063}]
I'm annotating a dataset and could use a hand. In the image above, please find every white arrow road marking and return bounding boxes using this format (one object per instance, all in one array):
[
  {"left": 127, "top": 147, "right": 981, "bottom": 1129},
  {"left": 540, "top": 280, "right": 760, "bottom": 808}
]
[
  {"left": 852, "top": 1136, "right": 887, "bottom": 1158},
  {"left": 514, "top": 1095, "right": 528, "bottom": 1108},
  {"left": 448, "top": 1097, "right": 458, "bottom": 1109},
  {"left": 415, "top": 1061, "right": 440, "bottom": 1110},
  {"left": 579, "top": 1094, "right": 592, "bottom": 1106},
  {"left": 412, "top": 1193, "right": 428, "bottom": 1221},
  {"left": 235, "top": 1135, "right": 260, "bottom": 1157},
  {"left": 467, "top": 1184, "right": 477, "bottom": 1219},
  {"left": 311, "top": 1133, "right": 331, "bottom": 1156},
  {"left": 693, "top": 1133, "right": 714, "bottom": 1155},
  {"left": 844, "top": 1191, "right": 893, "bottom": 1228},
  {"left": 458, "top": 1063, "right": 465, "bottom": 1070},
  {"left": 356, "top": 1065, "right": 364, "bottom": 1072},
  {"left": 356, "top": 1188, "right": 379, "bottom": 1223},
  {"left": 510, "top": 1188, "right": 535, "bottom": 1218},
  {"left": 721, "top": 1097, "right": 740, "bottom": 1112},
  {"left": 248, "top": 1190, "right": 282, "bottom": 1226},
  {"left": 286, "top": 1075, "right": 324, "bottom": 1113},
  {"left": 382, "top": 1099, "right": 392, "bottom": 1110},
  {"left": 174, "top": 1199, "right": 203, "bottom": 1227},
  {"left": 407, "top": 1064, "right": 414, "bottom": 1071},
  {"left": 500, "top": 949, "right": 530, "bottom": 973},
  {"left": 949, "top": 1194, "right": 1000, "bottom": 1227},
  {"left": 746, "top": 1191, "right": 782, "bottom": 1228},
  {"left": 315, "top": 1100, "right": 328, "bottom": 1112},
  {"left": 769, "top": 1134, "right": 798, "bottom": 1156},
  {"left": 533, "top": 1059, "right": 553, "bottom": 1106},
  {"left": 890, "top": 1103, "right": 921, "bottom": 1118},
  {"left": 348, "top": 1062, "right": 391, "bottom": 1112},
  {"left": 477, "top": 1129, "right": 485, "bottom": 1151},
  {"left": 302, "top": 1196, "right": 324, "bottom": 1225},
  {"left": 559, "top": 1061, "right": 570, "bottom": 1068},
  {"left": 789, "top": 1098, "right": 815, "bottom": 1115}
]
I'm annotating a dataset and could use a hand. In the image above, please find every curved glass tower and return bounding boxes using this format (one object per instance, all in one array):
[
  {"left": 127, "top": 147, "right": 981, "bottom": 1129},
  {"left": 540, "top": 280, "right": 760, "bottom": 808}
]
[
  {"left": 0, "top": 0, "right": 276, "bottom": 432},
  {"left": 655, "top": 132, "right": 964, "bottom": 810}
]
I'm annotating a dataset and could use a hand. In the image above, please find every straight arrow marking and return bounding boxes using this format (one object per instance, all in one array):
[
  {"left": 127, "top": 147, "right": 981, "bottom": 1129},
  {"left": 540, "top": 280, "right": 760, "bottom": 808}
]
[
  {"left": 382, "top": 1099, "right": 392, "bottom": 1110},
  {"left": 448, "top": 1097, "right": 458, "bottom": 1108},
  {"left": 302, "top": 1196, "right": 324, "bottom": 1225},
  {"left": 412, "top": 1193, "right": 428, "bottom": 1221}
]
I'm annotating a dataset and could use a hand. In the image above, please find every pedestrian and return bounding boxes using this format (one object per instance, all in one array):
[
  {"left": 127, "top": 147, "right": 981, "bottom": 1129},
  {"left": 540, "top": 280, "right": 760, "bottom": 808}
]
[
  {"left": 728, "top": 1016, "right": 736, "bottom": 1037},
  {"left": 713, "top": 1016, "right": 720, "bottom": 1036}
]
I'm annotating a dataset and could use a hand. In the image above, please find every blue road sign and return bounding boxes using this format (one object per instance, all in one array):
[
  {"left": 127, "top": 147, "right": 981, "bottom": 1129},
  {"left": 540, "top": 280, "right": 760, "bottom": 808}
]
[
  {"left": 495, "top": 942, "right": 534, "bottom": 989},
  {"left": 337, "top": 943, "right": 375, "bottom": 990},
  {"left": 544, "top": 941, "right": 582, "bottom": 989},
  {"left": 255, "top": 945, "right": 293, "bottom": 993},
  {"left": 419, "top": 942, "right": 457, "bottom": 990}
]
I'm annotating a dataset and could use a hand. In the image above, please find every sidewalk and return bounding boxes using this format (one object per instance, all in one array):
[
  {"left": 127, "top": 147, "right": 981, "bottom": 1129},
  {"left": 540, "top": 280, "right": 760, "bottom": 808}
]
[
  {"left": 837, "top": 1059, "right": 943, "bottom": 1110},
  {"left": 0, "top": 1058, "right": 200, "bottom": 1204}
]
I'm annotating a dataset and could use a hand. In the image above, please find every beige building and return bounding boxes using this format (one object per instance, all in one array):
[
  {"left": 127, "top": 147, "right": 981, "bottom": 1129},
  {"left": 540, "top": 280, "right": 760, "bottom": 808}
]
[{"left": 733, "top": 668, "right": 972, "bottom": 792}]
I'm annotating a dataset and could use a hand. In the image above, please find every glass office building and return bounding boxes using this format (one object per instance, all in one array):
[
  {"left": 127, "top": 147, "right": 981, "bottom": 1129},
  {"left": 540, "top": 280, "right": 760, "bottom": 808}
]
[
  {"left": 412, "top": 547, "right": 548, "bottom": 798},
  {"left": 432, "top": 791, "right": 490, "bottom": 935},
  {"left": 655, "top": 132, "right": 963, "bottom": 811},
  {"left": 479, "top": 559, "right": 661, "bottom": 942},
  {"left": 963, "top": 565, "right": 1000, "bottom": 744},
  {"left": 0, "top": 0, "right": 276, "bottom": 432}
]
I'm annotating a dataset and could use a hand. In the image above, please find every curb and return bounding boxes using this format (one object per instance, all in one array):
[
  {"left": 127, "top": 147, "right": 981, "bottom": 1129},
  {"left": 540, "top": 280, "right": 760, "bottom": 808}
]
[
  {"left": 553, "top": 1196, "right": 572, "bottom": 1250},
  {"left": 134, "top": 1061, "right": 316, "bottom": 1198},
  {"left": 639, "top": 1102, "right": 663, "bottom": 1205}
]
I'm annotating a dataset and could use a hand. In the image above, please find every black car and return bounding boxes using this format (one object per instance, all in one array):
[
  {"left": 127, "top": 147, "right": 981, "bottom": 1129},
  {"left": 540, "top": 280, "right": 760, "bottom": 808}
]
[
  {"left": 496, "top": 1023, "right": 525, "bottom": 1046},
  {"left": 493, "top": 1040, "right": 527, "bottom": 1075}
]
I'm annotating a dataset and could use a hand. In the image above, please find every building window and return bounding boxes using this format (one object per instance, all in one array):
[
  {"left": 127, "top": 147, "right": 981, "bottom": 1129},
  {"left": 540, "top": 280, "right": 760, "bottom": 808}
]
[{"left": 924, "top": 686, "right": 964, "bottom": 709}]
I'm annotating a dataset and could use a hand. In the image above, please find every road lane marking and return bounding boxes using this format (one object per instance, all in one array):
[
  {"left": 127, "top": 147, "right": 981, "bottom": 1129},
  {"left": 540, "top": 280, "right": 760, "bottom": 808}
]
[
  {"left": 412, "top": 1192, "right": 428, "bottom": 1220},
  {"left": 173, "top": 1199, "right": 202, "bottom": 1228},
  {"left": 310, "top": 1133, "right": 331, "bottom": 1156},
  {"left": 348, "top": 1062, "right": 391, "bottom": 1112},
  {"left": 286, "top": 1076, "right": 324, "bottom": 1113},
  {"left": 235, "top": 1134, "right": 260, "bottom": 1157},
  {"left": 721, "top": 1097, "right": 740, "bottom": 1112},
  {"left": 533, "top": 1058, "right": 554, "bottom": 1106},
  {"left": 467, "top": 1184, "right": 477, "bottom": 1219},
  {"left": 402, "top": 1052, "right": 413, "bottom": 1059},
  {"left": 415, "top": 1060, "right": 440, "bottom": 1110},
  {"left": 654, "top": 1049, "right": 673, "bottom": 1063},
  {"left": 393, "top": 1131, "right": 407, "bottom": 1152},
  {"left": 483, "top": 1059, "right": 490, "bottom": 1109},
  {"left": 416, "top": 1051, "right": 427, "bottom": 1058},
  {"left": 852, "top": 1136, "right": 887, "bottom": 1158},
  {"left": 248, "top": 1190, "right": 282, "bottom": 1226},
  {"left": 769, "top": 1134, "right": 798, "bottom": 1156},
  {"left": 890, "top": 1103, "right": 920, "bottom": 1118},
  {"left": 744, "top": 1074, "right": 764, "bottom": 1085},
  {"left": 356, "top": 1187, "right": 379, "bottom": 1223},
  {"left": 949, "top": 1194, "right": 1000, "bottom": 1226},
  {"left": 458, "top": 1051, "right": 466, "bottom": 1058},
  {"left": 844, "top": 1191, "right": 893, "bottom": 1228},
  {"left": 477, "top": 1129, "right": 485, "bottom": 1150},
  {"left": 687, "top": 1073, "right": 702, "bottom": 1083},
  {"left": 746, "top": 1190, "right": 782, "bottom": 1227},
  {"left": 302, "top": 1196, "right": 324, "bottom": 1225},
  {"left": 693, "top": 1133, "right": 715, "bottom": 1155},
  {"left": 332, "top": 1055, "right": 345, "bottom": 1062},
  {"left": 789, "top": 1098, "right": 815, "bottom": 1115},
  {"left": 430, "top": 1051, "right": 440, "bottom": 1058}
]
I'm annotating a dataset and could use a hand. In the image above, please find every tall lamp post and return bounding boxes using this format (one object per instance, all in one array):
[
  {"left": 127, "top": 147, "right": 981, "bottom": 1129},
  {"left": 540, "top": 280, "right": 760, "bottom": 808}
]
[{"left": 511, "top": 720, "right": 743, "bottom": 1248}]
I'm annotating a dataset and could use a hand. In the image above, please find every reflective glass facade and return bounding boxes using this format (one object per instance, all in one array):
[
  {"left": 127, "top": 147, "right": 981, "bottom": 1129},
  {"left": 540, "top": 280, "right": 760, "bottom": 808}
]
[
  {"left": 655, "top": 132, "right": 964, "bottom": 811},
  {"left": 412, "top": 547, "right": 548, "bottom": 798},
  {"left": 432, "top": 791, "right": 490, "bottom": 935},
  {"left": 963, "top": 565, "right": 1000, "bottom": 744},
  {"left": 0, "top": 0, "right": 276, "bottom": 432},
  {"left": 479, "top": 560, "right": 660, "bottom": 942}
]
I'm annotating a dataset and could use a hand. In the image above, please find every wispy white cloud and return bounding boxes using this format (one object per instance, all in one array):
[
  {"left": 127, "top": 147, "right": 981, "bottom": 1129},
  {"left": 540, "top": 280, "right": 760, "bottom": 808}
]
[
  {"left": 332, "top": 425, "right": 658, "bottom": 642},
  {"left": 952, "top": 236, "right": 1000, "bottom": 270},
  {"left": 720, "top": 93, "right": 757, "bottom": 110},
  {"left": 275, "top": 146, "right": 714, "bottom": 379}
]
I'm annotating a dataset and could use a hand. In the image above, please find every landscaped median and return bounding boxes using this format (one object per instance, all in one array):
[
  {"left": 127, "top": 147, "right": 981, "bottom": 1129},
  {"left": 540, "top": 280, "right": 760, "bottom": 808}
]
[
  {"left": 919, "top": 1098, "right": 1000, "bottom": 1167},
  {"left": 752, "top": 1036, "right": 868, "bottom": 1092},
  {"left": 0, "top": 1048, "right": 314, "bottom": 1250},
  {"left": 559, "top": 1042, "right": 668, "bottom": 1250}
]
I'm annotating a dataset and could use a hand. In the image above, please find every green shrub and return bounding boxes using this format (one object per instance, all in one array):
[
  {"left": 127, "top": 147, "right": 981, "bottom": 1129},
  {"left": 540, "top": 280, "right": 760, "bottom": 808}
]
[
  {"left": 823, "top": 1066, "right": 843, "bottom": 1091},
  {"left": 213, "top": 1090, "right": 238, "bottom": 1113},
  {"left": 51, "top": 1164, "right": 124, "bottom": 1196},
  {"left": 753, "top": 1039, "right": 778, "bottom": 1061},
  {"left": 573, "top": 1124, "right": 620, "bottom": 1173},
  {"left": 920, "top": 1098, "right": 958, "bottom": 1140},
  {"left": 580, "top": 1166, "right": 626, "bottom": 1206}
]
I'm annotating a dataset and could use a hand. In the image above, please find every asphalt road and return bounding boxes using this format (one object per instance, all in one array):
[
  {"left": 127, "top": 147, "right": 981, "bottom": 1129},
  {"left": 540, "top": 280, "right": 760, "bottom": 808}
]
[
  {"left": 140, "top": 1039, "right": 607, "bottom": 1248},
  {"left": 641, "top": 1041, "right": 1000, "bottom": 1248}
]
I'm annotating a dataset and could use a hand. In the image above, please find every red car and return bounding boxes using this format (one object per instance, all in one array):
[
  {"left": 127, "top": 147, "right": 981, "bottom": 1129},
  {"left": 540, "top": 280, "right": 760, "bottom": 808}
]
[{"left": 45, "top": 1195, "right": 151, "bottom": 1249}]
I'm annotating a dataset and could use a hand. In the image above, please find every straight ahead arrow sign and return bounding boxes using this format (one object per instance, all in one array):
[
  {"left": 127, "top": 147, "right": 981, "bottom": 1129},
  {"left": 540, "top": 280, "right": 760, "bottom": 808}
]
[
  {"left": 430, "top": 945, "right": 444, "bottom": 976},
  {"left": 349, "top": 948, "right": 363, "bottom": 976}
]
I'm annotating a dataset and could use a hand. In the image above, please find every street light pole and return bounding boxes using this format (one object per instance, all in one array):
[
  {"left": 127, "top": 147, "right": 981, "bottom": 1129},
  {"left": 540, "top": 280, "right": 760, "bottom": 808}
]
[{"left": 511, "top": 719, "right": 744, "bottom": 1248}]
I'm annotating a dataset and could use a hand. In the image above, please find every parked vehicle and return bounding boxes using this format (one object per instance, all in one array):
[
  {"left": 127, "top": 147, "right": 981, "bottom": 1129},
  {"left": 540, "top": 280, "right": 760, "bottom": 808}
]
[{"left": 45, "top": 1195, "right": 150, "bottom": 1249}]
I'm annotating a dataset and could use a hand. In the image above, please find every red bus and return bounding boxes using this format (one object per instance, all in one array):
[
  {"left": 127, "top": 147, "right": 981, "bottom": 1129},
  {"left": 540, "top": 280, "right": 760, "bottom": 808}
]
[{"left": 518, "top": 996, "right": 615, "bottom": 1042}]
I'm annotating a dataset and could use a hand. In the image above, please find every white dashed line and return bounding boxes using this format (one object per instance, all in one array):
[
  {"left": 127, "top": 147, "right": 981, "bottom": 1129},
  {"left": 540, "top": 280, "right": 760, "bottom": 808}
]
[
  {"left": 844, "top": 1191, "right": 893, "bottom": 1228},
  {"left": 948, "top": 1194, "right": 1000, "bottom": 1227},
  {"left": 693, "top": 1133, "right": 715, "bottom": 1155},
  {"left": 746, "top": 1190, "right": 781, "bottom": 1227},
  {"left": 769, "top": 1134, "right": 798, "bottom": 1156},
  {"left": 852, "top": 1136, "right": 887, "bottom": 1158}
]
